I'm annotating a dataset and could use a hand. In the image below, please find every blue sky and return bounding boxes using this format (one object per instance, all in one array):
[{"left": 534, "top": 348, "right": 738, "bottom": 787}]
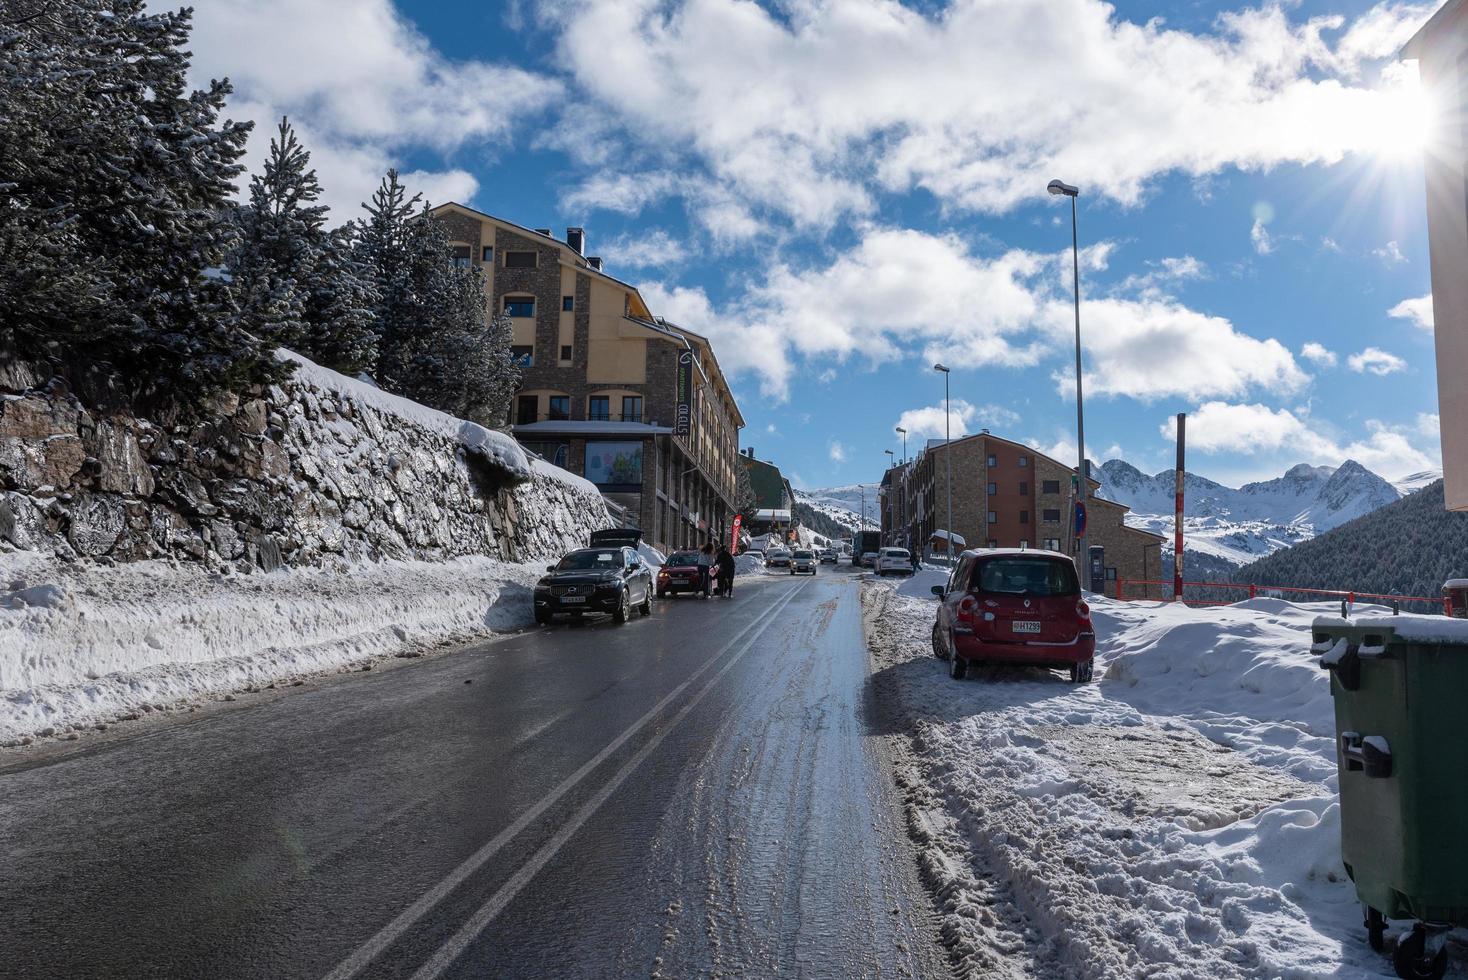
[{"left": 188, "top": 0, "right": 1444, "bottom": 490}]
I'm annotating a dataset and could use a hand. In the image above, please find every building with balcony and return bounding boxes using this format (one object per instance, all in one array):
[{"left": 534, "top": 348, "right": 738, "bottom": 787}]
[
  {"left": 428, "top": 203, "right": 745, "bottom": 553},
  {"left": 883, "top": 431, "right": 1164, "bottom": 597}
]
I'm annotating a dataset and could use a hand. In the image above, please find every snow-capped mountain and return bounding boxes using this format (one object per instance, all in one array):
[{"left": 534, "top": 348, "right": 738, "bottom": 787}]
[
  {"left": 795, "top": 485, "right": 880, "bottom": 532},
  {"left": 1096, "top": 458, "right": 1404, "bottom": 566},
  {"left": 1394, "top": 469, "right": 1443, "bottom": 495}
]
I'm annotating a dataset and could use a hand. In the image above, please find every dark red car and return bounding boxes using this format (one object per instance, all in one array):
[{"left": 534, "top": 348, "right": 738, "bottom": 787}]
[
  {"left": 930, "top": 548, "right": 1095, "bottom": 682},
  {"left": 656, "top": 551, "right": 706, "bottom": 598}
]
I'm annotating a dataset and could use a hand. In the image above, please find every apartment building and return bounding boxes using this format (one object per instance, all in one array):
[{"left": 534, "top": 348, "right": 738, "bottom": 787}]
[
  {"left": 883, "top": 431, "right": 1163, "bottom": 597},
  {"left": 428, "top": 203, "right": 745, "bottom": 554},
  {"left": 1403, "top": 5, "right": 1468, "bottom": 511},
  {"left": 738, "top": 451, "right": 794, "bottom": 539}
]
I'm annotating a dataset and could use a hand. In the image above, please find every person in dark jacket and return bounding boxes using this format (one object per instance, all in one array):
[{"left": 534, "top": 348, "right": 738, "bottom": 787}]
[{"left": 715, "top": 546, "right": 736, "bottom": 598}]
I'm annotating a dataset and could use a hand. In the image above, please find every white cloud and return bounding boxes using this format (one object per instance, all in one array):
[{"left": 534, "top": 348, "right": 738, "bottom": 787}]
[
  {"left": 895, "top": 400, "right": 1021, "bottom": 441},
  {"left": 765, "top": 423, "right": 778, "bottom": 435},
  {"left": 645, "top": 227, "right": 1305, "bottom": 403},
  {"left": 190, "top": 0, "right": 559, "bottom": 217},
  {"left": 1321, "top": 236, "right": 1342, "bottom": 252},
  {"left": 543, "top": 0, "right": 1432, "bottom": 228},
  {"left": 1373, "top": 240, "right": 1408, "bottom": 264},
  {"left": 1348, "top": 346, "right": 1408, "bottom": 375},
  {"left": 1162, "top": 401, "right": 1437, "bottom": 475},
  {"left": 1250, "top": 219, "right": 1274, "bottom": 255},
  {"left": 1388, "top": 293, "right": 1434, "bottom": 331},
  {"left": 1300, "top": 341, "right": 1338, "bottom": 367},
  {"left": 595, "top": 229, "right": 687, "bottom": 271},
  {"left": 829, "top": 441, "right": 847, "bottom": 463},
  {"left": 1117, "top": 255, "right": 1205, "bottom": 295}
]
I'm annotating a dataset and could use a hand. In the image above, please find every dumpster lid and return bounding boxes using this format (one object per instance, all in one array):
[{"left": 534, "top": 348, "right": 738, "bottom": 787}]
[
  {"left": 1444, "top": 578, "right": 1468, "bottom": 590},
  {"left": 1313, "top": 614, "right": 1468, "bottom": 645}
]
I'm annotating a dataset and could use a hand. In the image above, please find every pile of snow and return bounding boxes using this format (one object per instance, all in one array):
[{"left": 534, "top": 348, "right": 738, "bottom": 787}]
[
  {"left": 636, "top": 541, "right": 666, "bottom": 573},
  {"left": 895, "top": 566, "right": 948, "bottom": 599},
  {"left": 733, "top": 552, "right": 765, "bottom": 574},
  {"left": 864, "top": 581, "right": 1449, "bottom": 977},
  {"left": 0, "top": 550, "right": 546, "bottom": 745},
  {"left": 281, "top": 349, "right": 531, "bottom": 481}
]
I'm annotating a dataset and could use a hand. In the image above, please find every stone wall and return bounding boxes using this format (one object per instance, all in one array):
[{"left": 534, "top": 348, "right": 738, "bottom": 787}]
[{"left": 0, "top": 361, "right": 611, "bottom": 569}]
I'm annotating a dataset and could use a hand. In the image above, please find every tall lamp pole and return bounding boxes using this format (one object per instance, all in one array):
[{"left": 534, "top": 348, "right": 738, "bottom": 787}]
[
  {"left": 895, "top": 426, "right": 907, "bottom": 464},
  {"left": 1048, "top": 178, "right": 1089, "bottom": 589},
  {"left": 884, "top": 449, "right": 896, "bottom": 545},
  {"left": 934, "top": 363, "right": 952, "bottom": 563}
]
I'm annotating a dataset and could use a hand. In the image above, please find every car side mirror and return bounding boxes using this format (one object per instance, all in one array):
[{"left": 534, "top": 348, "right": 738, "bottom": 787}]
[{"left": 930, "top": 585, "right": 945, "bottom": 598}]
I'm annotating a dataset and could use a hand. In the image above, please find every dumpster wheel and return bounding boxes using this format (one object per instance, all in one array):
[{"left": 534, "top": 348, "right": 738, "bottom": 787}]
[
  {"left": 1393, "top": 924, "right": 1447, "bottom": 980},
  {"left": 1365, "top": 907, "right": 1386, "bottom": 953}
]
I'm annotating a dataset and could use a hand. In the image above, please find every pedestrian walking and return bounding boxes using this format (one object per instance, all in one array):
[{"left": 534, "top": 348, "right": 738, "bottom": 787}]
[
  {"left": 910, "top": 548, "right": 921, "bottom": 574},
  {"left": 716, "top": 546, "right": 736, "bottom": 598},
  {"left": 698, "top": 542, "right": 715, "bottom": 598}
]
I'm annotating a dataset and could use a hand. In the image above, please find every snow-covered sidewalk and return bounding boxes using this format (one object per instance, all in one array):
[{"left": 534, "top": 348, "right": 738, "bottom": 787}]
[
  {"left": 864, "top": 580, "right": 1464, "bottom": 979},
  {"left": 0, "top": 551, "right": 547, "bottom": 746}
]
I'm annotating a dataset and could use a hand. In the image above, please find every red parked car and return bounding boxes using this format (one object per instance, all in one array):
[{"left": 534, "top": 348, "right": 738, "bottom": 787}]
[
  {"left": 930, "top": 548, "right": 1095, "bottom": 682},
  {"left": 656, "top": 552, "right": 706, "bottom": 598}
]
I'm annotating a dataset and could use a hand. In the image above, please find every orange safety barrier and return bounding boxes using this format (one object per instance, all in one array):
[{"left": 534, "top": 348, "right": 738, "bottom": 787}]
[{"left": 1116, "top": 579, "right": 1452, "bottom": 616}]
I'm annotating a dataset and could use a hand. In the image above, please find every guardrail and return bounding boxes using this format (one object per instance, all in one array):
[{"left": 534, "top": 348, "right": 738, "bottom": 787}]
[{"left": 1116, "top": 579, "right": 1452, "bottom": 616}]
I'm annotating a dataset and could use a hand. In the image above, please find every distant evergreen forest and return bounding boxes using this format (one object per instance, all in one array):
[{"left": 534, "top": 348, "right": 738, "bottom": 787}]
[
  {"left": 1230, "top": 481, "right": 1468, "bottom": 602},
  {"left": 793, "top": 501, "right": 852, "bottom": 541}
]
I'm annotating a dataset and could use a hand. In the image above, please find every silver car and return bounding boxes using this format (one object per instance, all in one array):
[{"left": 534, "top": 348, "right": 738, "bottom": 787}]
[
  {"left": 765, "top": 548, "right": 792, "bottom": 568},
  {"left": 790, "top": 549, "right": 817, "bottom": 575}
]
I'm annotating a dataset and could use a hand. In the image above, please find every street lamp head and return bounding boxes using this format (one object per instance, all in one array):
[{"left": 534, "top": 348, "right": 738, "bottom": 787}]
[
  {"left": 933, "top": 363, "right": 950, "bottom": 373},
  {"left": 895, "top": 426, "right": 906, "bottom": 435},
  {"left": 1047, "top": 179, "right": 1079, "bottom": 197}
]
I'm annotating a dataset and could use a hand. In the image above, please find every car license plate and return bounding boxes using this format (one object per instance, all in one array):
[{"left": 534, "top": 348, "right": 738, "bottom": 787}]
[
  {"left": 561, "top": 596, "right": 586, "bottom": 604},
  {"left": 1011, "top": 620, "right": 1041, "bottom": 634}
]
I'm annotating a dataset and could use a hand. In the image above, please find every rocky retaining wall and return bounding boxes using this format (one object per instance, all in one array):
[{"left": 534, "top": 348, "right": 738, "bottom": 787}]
[{"left": 0, "top": 358, "right": 610, "bottom": 568}]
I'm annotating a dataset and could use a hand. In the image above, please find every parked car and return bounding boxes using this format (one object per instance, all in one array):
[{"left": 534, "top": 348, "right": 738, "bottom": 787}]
[
  {"left": 791, "top": 549, "right": 817, "bottom": 575},
  {"left": 930, "top": 548, "right": 1094, "bottom": 682},
  {"left": 534, "top": 530, "right": 654, "bottom": 625},
  {"left": 656, "top": 551, "right": 706, "bottom": 598},
  {"left": 875, "top": 547, "right": 913, "bottom": 576},
  {"left": 819, "top": 549, "right": 838, "bottom": 564},
  {"left": 766, "top": 548, "right": 792, "bottom": 568},
  {"left": 860, "top": 551, "right": 879, "bottom": 568}
]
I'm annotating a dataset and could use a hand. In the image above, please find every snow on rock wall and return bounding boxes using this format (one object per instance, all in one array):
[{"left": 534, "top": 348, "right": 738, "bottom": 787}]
[{"left": 0, "top": 355, "right": 609, "bottom": 568}]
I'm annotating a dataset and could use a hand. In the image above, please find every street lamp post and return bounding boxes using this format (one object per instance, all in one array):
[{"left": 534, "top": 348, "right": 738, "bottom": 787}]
[
  {"left": 883, "top": 449, "right": 896, "bottom": 545},
  {"left": 933, "top": 363, "right": 952, "bottom": 564},
  {"left": 1048, "top": 178, "right": 1090, "bottom": 590},
  {"left": 895, "top": 426, "right": 907, "bottom": 464}
]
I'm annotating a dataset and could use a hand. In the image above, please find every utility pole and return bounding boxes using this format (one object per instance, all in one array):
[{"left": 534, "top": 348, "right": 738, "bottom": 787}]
[
  {"left": 934, "top": 364, "right": 952, "bottom": 563},
  {"left": 1048, "top": 178, "right": 1089, "bottom": 589}
]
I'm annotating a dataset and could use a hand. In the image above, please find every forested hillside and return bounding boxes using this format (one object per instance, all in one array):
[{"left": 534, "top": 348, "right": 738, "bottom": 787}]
[
  {"left": 1234, "top": 481, "right": 1468, "bottom": 598},
  {"left": 794, "top": 501, "right": 850, "bottom": 540}
]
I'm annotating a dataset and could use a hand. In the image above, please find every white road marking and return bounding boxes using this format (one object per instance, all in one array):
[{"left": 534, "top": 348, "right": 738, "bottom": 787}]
[
  {"left": 322, "top": 581, "right": 807, "bottom": 980},
  {"left": 407, "top": 582, "right": 808, "bottom": 980}
]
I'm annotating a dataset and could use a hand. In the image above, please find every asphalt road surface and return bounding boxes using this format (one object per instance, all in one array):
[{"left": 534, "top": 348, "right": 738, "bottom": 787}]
[{"left": 1, "top": 564, "right": 949, "bottom": 979}]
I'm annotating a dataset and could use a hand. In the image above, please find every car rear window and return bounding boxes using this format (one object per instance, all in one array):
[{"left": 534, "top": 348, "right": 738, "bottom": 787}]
[
  {"left": 972, "top": 557, "right": 1078, "bottom": 596},
  {"left": 793, "top": 550, "right": 813, "bottom": 558}
]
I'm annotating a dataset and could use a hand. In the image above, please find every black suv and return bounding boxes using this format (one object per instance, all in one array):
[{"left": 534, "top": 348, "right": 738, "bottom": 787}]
[{"left": 533, "top": 529, "right": 654, "bottom": 625}]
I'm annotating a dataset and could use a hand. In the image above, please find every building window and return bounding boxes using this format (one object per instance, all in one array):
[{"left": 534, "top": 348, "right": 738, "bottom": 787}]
[
  {"left": 588, "top": 396, "right": 609, "bottom": 420},
  {"left": 548, "top": 396, "right": 570, "bottom": 420},
  {"left": 1042, "top": 479, "right": 1061, "bottom": 494},
  {"left": 987, "top": 482, "right": 997, "bottom": 495},
  {"left": 986, "top": 510, "right": 997, "bottom": 524},
  {"left": 1020, "top": 510, "right": 1030, "bottom": 524},
  {"left": 504, "top": 250, "right": 537, "bottom": 269},
  {"left": 1044, "top": 538, "right": 1061, "bottom": 551},
  {"left": 1020, "top": 481, "right": 1028, "bottom": 495},
  {"left": 1019, "top": 455, "right": 1029, "bottom": 467},
  {"left": 622, "top": 395, "right": 643, "bottom": 423},
  {"left": 451, "top": 245, "right": 471, "bottom": 268},
  {"left": 510, "top": 345, "right": 533, "bottom": 367},
  {"left": 1043, "top": 508, "right": 1061, "bottom": 522},
  {"left": 515, "top": 395, "right": 537, "bottom": 425},
  {"left": 987, "top": 454, "right": 997, "bottom": 467},
  {"left": 481, "top": 246, "right": 493, "bottom": 263},
  {"left": 504, "top": 296, "right": 535, "bottom": 318},
  {"left": 522, "top": 441, "right": 568, "bottom": 469},
  {"left": 560, "top": 344, "right": 572, "bottom": 361},
  {"left": 562, "top": 296, "right": 575, "bottom": 312}
]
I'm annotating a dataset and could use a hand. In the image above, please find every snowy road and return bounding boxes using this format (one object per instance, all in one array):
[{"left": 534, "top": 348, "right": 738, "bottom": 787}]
[{"left": 0, "top": 566, "right": 950, "bottom": 979}]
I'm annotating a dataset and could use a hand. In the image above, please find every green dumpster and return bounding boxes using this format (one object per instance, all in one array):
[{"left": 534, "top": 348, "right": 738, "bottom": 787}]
[{"left": 1315, "top": 614, "right": 1468, "bottom": 980}]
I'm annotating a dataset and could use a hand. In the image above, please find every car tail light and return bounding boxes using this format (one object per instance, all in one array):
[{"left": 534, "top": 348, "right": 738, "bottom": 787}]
[
  {"left": 1076, "top": 599, "right": 1090, "bottom": 620},
  {"left": 957, "top": 595, "right": 979, "bottom": 620}
]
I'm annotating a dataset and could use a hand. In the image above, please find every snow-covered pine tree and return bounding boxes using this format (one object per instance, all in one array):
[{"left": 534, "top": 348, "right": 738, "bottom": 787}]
[
  {"left": 357, "top": 170, "right": 424, "bottom": 389},
  {"left": 0, "top": 0, "right": 280, "bottom": 398},
  {"left": 302, "top": 223, "right": 380, "bottom": 375}
]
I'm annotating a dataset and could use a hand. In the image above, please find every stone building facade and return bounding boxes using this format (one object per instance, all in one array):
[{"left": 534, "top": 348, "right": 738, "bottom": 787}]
[
  {"left": 881, "top": 431, "right": 1162, "bottom": 598},
  {"left": 428, "top": 204, "right": 746, "bottom": 556}
]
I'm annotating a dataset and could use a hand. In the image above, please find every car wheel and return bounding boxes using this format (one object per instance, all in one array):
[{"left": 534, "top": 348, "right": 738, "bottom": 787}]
[
  {"left": 949, "top": 651, "right": 968, "bottom": 680},
  {"left": 931, "top": 622, "right": 948, "bottom": 659},
  {"left": 1070, "top": 659, "right": 1094, "bottom": 683},
  {"left": 535, "top": 611, "right": 551, "bottom": 626},
  {"left": 612, "top": 588, "right": 630, "bottom": 624},
  {"left": 639, "top": 589, "right": 652, "bottom": 616}
]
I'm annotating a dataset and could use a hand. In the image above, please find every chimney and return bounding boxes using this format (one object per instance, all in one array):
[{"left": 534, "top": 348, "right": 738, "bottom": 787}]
[
  {"left": 534, "top": 227, "right": 552, "bottom": 237},
  {"left": 566, "top": 227, "right": 585, "bottom": 255},
  {"left": 587, "top": 256, "right": 603, "bottom": 271},
  {"left": 981, "top": 428, "right": 990, "bottom": 434}
]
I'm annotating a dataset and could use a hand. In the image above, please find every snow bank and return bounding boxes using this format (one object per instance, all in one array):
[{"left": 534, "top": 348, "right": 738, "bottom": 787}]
[
  {"left": 0, "top": 549, "right": 545, "bottom": 745},
  {"left": 864, "top": 581, "right": 1439, "bottom": 978},
  {"left": 896, "top": 566, "right": 948, "bottom": 599},
  {"left": 280, "top": 349, "right": 531, "bottom": 481}
]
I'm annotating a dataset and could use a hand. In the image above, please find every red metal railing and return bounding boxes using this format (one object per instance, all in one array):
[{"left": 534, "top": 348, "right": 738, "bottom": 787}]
[{"left": 1116, "top": 579, "right": 1452, "bottom": 616}]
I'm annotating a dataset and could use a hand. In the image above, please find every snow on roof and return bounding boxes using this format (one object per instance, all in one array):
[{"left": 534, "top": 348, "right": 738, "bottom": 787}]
[
  {"left": 931, "top": 529, "right": 967, "bottom": 546},
  {"left": 278, "top": 350, "right": 531, "bottom": 482}
]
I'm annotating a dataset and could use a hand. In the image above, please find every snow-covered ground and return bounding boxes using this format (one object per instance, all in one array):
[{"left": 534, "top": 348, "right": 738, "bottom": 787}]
[
  {"left": 0, "top": 550, "right": 551, "bottom": 746},
  {"left": 864, "top": 581, "right": 1465, "bottom": 978}
]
